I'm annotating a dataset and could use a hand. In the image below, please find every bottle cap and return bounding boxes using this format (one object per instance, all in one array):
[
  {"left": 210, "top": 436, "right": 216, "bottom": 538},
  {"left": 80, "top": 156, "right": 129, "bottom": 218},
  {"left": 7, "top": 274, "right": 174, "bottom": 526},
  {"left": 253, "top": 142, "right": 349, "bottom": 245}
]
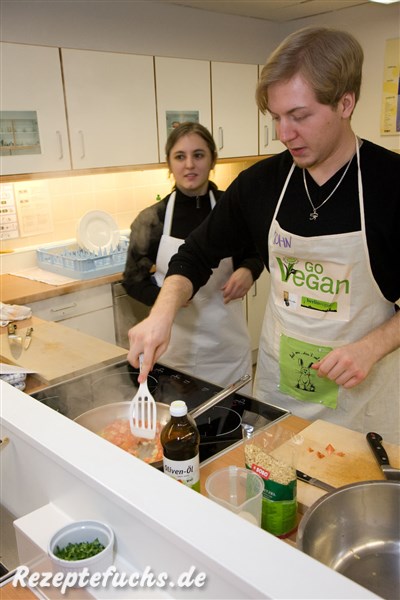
[{"left": 170, "top": 400, "right": 188, "bottom": 417}]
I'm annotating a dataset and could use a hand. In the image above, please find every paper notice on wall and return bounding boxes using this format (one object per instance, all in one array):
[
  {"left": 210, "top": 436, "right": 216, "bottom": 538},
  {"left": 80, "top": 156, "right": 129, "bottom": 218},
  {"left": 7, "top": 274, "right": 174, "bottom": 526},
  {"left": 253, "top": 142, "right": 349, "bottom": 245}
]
[
  {"left": 0, "top": 183, "right": 19, "bottom": 240},
  {"left": 14, "top": 181, "right": 54, "bottom": 237},
  {"left": 380, "top": 38, "right": 400, "bottom": 136}
]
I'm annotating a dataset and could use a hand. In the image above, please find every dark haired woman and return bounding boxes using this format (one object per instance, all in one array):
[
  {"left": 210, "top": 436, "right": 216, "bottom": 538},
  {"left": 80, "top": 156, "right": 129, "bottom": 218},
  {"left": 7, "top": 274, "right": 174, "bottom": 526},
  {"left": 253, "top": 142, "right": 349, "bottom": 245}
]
[{"left": 123, "top": 122, "right": 263, "bottom": 387}]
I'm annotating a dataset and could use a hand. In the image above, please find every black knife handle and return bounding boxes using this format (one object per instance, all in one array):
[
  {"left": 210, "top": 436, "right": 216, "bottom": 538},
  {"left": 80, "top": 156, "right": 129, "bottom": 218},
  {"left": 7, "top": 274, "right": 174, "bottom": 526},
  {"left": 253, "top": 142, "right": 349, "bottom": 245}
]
[
  {"left": 366, "top": 431, "right": 390, "bottom": 466},
  {"left": 296, "top": 469, "right": 312, "bottom": 483}
]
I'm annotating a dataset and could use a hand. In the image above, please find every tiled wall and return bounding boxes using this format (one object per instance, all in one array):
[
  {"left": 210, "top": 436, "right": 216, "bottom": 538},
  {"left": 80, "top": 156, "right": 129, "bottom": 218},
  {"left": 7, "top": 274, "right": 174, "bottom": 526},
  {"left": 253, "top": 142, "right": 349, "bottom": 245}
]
[{"left": 1, "top": 159, "right": 260, "bottom": 251}]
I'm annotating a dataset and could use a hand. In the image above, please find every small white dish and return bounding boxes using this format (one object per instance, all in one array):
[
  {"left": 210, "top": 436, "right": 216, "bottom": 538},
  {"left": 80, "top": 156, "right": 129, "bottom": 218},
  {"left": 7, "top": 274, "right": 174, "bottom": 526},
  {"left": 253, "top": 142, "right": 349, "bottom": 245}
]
[
  {"left": 77, "top": 210, "right": 120, "bottom": 253},
  {"left": 48, "top": 519, "right": 114, "bottom": 576}
]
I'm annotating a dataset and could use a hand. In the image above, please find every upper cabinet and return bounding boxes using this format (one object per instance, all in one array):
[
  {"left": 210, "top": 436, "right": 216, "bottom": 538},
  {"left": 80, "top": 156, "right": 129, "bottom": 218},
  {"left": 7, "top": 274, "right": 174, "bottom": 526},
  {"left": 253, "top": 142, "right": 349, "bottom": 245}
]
[
  {"left": 211, "top": 62, "right": 258, "bottom": 158},
  {"left": 258, "top": 66, "right": 285, "bottom": 156},
  {"left": 259, "top": 111, "right": 285, "bottom": 155},
  {"left": 154, "top": 57, "right": 212, "bottom": 160},
  {"left": 61, "top": 49, "right": 159, "bottom": 169},
  {"left": 1, "top": 43, "right": 284, "bottom": 177},
  {"left": 0, "top": 43, "right": 71, "bottom": 175}
]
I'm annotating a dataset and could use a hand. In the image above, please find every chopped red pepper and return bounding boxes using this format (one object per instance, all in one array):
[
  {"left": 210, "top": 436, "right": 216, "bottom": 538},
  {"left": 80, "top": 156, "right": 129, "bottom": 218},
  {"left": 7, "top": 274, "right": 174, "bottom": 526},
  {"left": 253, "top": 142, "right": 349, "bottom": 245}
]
[
  {"left": 335, "top": 451, "right": 346, "bottom": 457},
  {"left": 325, "top": 443, "right": 335, "bottom": 455},
  {"left": 307, "top": 447, "right": 314, "bottom": 453},
  {"left": 316, "top": 451, "right": 325, "bottom": 459}
]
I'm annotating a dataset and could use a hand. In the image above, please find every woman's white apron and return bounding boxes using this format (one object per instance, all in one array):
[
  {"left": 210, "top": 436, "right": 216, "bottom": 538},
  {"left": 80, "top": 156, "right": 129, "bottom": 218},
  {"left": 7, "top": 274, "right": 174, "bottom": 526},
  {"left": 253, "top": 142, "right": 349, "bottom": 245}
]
[
  {"left": 254, "top": 138, "right": 399, "bottom": 443},
  {"left": 154, "top": 191, "right": 252, "bottom": 389}
]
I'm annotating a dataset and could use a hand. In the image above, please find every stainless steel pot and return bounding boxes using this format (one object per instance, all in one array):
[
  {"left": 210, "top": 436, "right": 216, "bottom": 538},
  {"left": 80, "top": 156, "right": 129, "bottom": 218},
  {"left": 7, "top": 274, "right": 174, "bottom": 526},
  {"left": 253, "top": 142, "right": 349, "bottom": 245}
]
[
  {"left": 74, "top": 374, "right": 251, "bottom": 468},
  {"left": 297, "top": 480, "right": 400, "bottom": 599}
]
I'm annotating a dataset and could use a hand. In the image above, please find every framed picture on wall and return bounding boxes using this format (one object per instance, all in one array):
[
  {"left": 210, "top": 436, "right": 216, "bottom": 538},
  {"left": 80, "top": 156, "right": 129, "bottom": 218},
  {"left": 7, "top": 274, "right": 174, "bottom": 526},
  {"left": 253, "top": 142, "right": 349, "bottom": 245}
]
[{"left": 166, "top": 110, "right": 199, "bottom": 138}]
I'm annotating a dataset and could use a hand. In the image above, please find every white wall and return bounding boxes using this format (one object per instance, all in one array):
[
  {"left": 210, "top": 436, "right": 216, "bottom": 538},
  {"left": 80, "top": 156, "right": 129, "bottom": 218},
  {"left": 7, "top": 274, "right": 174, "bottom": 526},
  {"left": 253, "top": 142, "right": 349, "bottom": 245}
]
[
  {"left": 1, "top": 0, "right": 399, "bottom": 149},
  {"left": 0, "top": 0, "right": 281, "bottom": 63}
]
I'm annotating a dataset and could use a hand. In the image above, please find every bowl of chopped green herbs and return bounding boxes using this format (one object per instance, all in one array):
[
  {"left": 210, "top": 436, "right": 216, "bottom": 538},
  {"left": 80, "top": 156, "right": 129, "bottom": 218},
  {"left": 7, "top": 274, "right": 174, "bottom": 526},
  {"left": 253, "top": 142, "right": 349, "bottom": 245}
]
[{"left": 48, "top": 520, "right": 114, "bottom": 575}]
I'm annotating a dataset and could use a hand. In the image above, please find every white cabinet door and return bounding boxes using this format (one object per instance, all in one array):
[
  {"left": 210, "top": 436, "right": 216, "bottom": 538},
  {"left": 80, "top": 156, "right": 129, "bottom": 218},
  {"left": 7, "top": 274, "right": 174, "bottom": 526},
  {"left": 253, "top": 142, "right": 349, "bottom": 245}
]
[
  {"left": 258, "top": 66, "right": 285, "bottom": 155},
  {"left": 259, "top": 111, "right": 285, "bottom": 155},
  {"left": 155, "top": 57, "right": 212, "bottom": 159},
  {"left": 62, "top": 49, "right": 158, "bottom": 169},
  {"left": 0, "top": 43, "right": 71, "bottom": 175},
  {"left": 246, "top": 269, "right": 270, "bottom": 358},
  {"left": 211, "top": 62, "right": 258, "bottom": 158},
  {"left": 61, "top": 307, "right": 116, "bottom": 345},
  {"left": 29, "top": 285, "right": 115, "bottom": 344}
]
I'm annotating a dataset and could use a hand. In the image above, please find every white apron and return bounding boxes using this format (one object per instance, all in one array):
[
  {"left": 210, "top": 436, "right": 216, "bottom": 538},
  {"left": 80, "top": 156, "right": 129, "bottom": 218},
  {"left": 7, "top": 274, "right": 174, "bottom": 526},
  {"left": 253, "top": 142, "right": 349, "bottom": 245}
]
[
  {"left": 254, "top": 138, "right": 399, "bottom": 443},
  {"left": 154, "top": 191, "right": 252, "bottom": 390}
]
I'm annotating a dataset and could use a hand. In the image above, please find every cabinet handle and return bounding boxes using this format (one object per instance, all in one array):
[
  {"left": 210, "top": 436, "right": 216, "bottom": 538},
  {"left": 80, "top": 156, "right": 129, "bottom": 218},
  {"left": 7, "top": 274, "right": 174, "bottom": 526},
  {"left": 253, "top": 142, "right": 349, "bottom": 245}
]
[
  {"left": 50, "top": 302, "right": 78, "bottom": 312},
  {"left": 56, "top": 130, "right": 64, "bottom": 159},
  {"left": 272, "top": 119, "right": 278, "bottom": 141},
  {"left": 264, "top": 125, "right": 269, "bottom": 147},
  {"left": 252, "top": 281, "right": 257, "bottom": 298},
  {"left": 218, "top": 127, "right": 224, "bottom": 150},
  {"left": 0, "top": 437, "right": 10, "bottom": 450},
  {"left": 79, "top": 130, "right": 86, "bottom": 159}
]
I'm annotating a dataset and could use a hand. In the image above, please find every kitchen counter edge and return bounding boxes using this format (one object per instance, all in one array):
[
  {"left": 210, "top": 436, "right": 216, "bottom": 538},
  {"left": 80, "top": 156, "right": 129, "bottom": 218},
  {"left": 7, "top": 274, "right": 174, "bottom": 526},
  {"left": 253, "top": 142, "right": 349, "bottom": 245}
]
[{"left": 0, "top": 272, "right": 123, "bottom": 305}]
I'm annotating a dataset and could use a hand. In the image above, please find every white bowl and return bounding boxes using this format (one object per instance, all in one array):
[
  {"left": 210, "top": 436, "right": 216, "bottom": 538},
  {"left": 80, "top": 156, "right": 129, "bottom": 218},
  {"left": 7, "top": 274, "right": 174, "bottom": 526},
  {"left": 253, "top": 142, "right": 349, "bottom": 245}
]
[{"left": 48, "top": 520, "right": 114, "bottom": 576}]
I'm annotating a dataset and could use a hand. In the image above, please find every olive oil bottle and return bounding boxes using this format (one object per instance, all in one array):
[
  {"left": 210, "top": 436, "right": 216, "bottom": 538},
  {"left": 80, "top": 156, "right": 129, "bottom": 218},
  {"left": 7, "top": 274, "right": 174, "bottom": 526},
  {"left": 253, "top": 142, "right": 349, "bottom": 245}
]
[{"left": 161, "top": 400, "right": 200, "bottom": 492}]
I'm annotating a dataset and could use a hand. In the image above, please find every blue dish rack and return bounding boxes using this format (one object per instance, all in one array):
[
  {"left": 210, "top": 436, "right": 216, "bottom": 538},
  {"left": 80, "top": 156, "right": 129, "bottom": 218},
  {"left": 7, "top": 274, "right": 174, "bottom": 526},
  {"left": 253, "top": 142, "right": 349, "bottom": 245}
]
[{"left": 36, "top": 239, "right": 129, "bottom": 280}]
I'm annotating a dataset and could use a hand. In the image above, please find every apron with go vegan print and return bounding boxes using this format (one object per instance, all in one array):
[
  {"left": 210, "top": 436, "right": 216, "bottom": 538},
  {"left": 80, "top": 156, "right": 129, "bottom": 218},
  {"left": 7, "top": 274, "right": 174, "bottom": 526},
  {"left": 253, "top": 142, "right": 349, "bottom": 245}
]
[{"left": 254, "top": 138, "right": 399, "bottom": 440}]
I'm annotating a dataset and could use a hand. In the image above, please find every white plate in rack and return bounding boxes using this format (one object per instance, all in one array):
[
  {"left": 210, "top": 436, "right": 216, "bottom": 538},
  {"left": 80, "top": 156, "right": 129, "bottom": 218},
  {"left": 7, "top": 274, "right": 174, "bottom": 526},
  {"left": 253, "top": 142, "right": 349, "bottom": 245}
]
[{"left": 77, "top": 210, "right": 120, "bottom": 253}]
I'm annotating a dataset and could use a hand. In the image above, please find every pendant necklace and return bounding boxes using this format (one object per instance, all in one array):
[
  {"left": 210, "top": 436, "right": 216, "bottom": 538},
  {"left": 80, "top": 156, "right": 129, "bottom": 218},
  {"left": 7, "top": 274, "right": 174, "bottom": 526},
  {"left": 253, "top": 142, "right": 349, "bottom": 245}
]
[{"left": 303, "top": 155, "right": 354, "bottom": 221}]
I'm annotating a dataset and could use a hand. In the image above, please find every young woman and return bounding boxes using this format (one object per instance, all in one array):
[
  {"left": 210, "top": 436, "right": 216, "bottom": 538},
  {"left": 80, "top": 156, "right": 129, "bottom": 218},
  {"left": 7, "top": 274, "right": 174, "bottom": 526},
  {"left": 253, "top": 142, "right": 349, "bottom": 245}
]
[{"left": 123, "top": 122, "right": 263, "bottom": 387}]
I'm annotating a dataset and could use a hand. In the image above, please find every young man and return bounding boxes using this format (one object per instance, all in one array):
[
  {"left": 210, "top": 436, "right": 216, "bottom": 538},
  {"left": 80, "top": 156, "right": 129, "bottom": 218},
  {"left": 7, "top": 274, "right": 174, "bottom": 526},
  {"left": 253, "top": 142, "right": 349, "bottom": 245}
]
[{"left": 128, "top": 27, "right": 400, "bottom": 443}]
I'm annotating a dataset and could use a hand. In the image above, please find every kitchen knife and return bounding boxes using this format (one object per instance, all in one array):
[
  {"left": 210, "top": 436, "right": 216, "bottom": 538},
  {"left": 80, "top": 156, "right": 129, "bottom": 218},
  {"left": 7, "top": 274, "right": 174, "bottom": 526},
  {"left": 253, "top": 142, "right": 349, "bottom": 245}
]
[
  {"left": 7, "top": 323, "right": 23, "bottom": 359},
  {"left": 24, "top": 327, "right": 33, "bottom": 350},
  {"left": 366, "top": 432, "right": 400, "bottom": 482},
  {"left": 296, "top": 469, "right": 334, "bottom": 492}
]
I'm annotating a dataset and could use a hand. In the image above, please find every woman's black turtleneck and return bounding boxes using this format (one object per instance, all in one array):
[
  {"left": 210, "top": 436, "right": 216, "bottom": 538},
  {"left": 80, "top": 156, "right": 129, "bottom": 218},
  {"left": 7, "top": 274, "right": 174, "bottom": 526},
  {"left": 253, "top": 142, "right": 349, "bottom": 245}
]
[{"left": 122, "top": 183, "right": 263, "bottom": 306}]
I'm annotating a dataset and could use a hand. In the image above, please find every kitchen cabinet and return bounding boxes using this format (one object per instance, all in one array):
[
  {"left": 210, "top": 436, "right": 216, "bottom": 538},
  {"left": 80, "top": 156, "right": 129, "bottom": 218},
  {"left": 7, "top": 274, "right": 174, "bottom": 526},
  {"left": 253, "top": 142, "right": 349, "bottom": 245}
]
[
  {"left": 28, "top": 284, "right": 116, "bottom": 344},
  {"left": 258, "top": 65, "right": 285, "bottom": 155},
  {"left": 259, "top": 111, "right": 285, "bottom": 155},
  {"left": 1, "top": 42, "right": 267, "bottom": 177},
  {"left": 0, "top": 43, "right": 71, "bottom": 175},
  {"left": 211, "top": 62, "right": 258, "bottom": 158},
  {"left": 154, "top": 57, "right": 212, "bottom": 159},
  {"left": 61, "top": 49, "right": 158, "bottom": 169},
  {"left": 245, "top": 268, "right": 270, "bottom": 361}
]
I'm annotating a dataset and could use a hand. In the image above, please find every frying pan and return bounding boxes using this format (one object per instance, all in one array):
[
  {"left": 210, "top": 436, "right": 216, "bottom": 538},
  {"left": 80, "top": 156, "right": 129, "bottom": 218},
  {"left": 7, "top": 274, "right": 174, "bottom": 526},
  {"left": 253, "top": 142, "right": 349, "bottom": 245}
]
[{"left": 74, "top": 374, "right": 251, "bottom": 468}]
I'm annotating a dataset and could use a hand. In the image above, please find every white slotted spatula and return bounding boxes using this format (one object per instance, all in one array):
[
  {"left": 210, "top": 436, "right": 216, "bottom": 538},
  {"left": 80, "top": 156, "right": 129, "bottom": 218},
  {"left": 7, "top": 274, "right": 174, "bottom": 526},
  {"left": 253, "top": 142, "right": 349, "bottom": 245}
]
[{"left": 129, "top": 354, "right": 157, "bottom": 439}]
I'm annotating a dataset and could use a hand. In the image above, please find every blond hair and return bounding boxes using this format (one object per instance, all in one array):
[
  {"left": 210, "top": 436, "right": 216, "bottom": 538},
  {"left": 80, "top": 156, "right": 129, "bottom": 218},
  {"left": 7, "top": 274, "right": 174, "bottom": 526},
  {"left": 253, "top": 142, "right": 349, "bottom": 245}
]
[{"left": 256, "top": 27, "right": 363, "bottom": 114}]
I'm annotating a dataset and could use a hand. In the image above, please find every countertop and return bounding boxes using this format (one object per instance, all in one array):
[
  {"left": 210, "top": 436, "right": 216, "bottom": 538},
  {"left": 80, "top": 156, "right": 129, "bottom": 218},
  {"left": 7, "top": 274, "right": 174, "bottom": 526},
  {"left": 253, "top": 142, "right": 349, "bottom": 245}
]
[
  {"left": 0, "top": 272, "right": 123, "bottom": 305},
  {"left": 0, "top": 316, "right": 127, "bottom": 388},
  {"left": 5, "top": 412, "right": 397, "bottom": 598},
  {"left": 0, "top": 272, "right": 126, "bottom": 390},
  {"left": 200, "top": 416, "right": 400, "bottom": 516}
]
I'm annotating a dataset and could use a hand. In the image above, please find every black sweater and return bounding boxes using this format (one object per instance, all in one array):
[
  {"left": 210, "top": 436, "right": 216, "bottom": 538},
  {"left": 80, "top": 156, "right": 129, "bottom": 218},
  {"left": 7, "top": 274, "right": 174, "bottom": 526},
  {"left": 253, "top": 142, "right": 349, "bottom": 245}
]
[
  {"left": 123, "top": 184, "right": 264, "bottom": 305},
  {"left": 167, "top": 140, "right": 400, "bottom": 304}
]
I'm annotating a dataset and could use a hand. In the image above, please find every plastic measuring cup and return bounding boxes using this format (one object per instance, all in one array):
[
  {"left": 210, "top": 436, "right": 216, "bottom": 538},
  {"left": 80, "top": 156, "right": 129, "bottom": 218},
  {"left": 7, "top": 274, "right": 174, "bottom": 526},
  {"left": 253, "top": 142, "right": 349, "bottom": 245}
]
[{"left": 205, "top": 466, "right": 263, "bottom": 526}]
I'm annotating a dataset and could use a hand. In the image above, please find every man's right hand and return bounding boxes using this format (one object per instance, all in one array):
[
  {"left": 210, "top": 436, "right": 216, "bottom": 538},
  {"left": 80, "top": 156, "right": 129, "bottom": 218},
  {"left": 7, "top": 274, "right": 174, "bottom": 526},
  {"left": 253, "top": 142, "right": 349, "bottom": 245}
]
[
  {"left": 127, "top": 314, "right": 172, "bottom": 382},
  {"left": 127, "top": 274, "right": 193, "bottom": 381}
]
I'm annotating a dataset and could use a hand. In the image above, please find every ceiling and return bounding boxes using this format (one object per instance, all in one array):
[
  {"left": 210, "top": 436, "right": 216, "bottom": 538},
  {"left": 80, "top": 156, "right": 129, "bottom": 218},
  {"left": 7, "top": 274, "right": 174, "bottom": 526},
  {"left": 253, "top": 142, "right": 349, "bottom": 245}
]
[{"left": 163, "top": 1, "right": 398, "bottom": 23}]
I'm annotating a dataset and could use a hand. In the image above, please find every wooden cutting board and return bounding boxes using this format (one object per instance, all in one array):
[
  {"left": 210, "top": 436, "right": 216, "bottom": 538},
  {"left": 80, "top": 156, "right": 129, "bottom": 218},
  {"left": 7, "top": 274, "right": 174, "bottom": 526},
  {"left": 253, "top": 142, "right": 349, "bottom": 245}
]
[
  {"left": 271, "top": 419, "right": 400, "bottom": 510},
  {"left": 0, "top": 316, "right": 127, "bottom": 385}
]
